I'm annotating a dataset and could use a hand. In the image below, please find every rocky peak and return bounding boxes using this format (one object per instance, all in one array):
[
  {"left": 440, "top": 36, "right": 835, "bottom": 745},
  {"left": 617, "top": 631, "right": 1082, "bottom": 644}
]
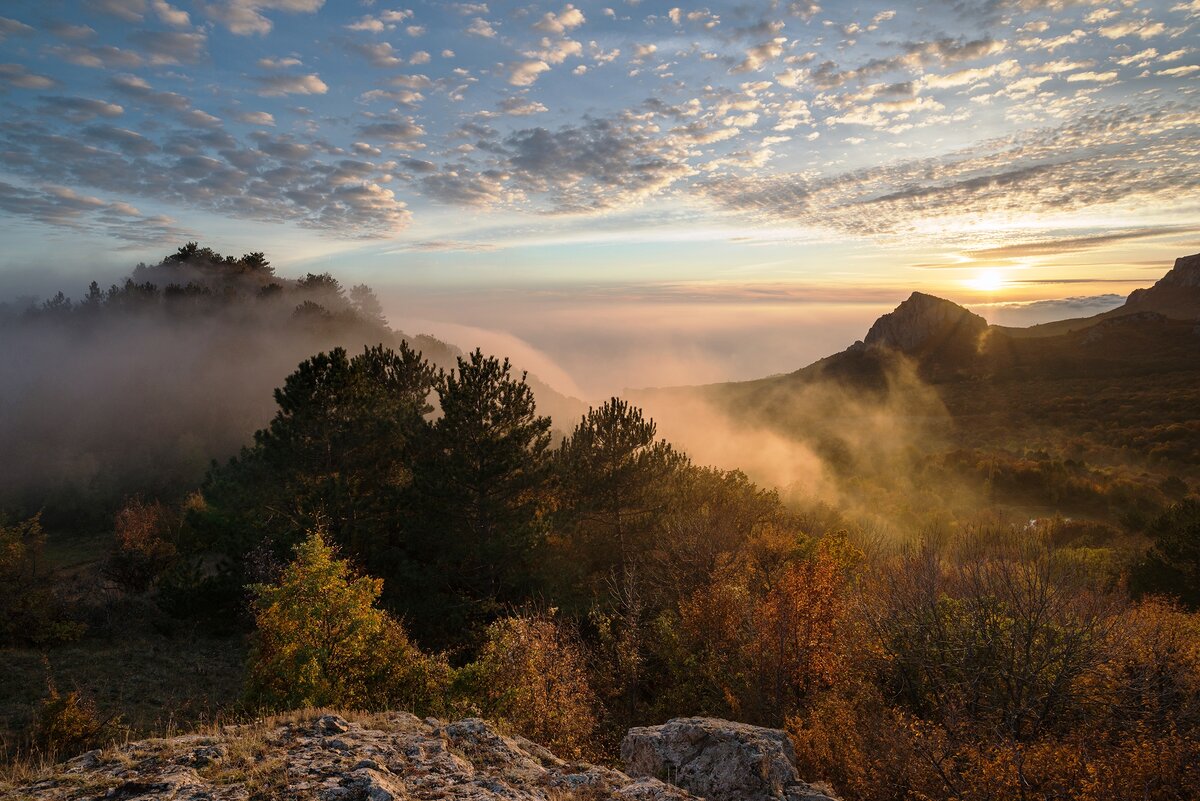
[
  {"left": 863, "top": 291, "right": 988, "bottom": 354},
  {"left": 1156, "top": 252, "right": 1200, "bottom": 289},
  {"left": 1122, "top": 253, "right": 1200, "bottom": 319}
]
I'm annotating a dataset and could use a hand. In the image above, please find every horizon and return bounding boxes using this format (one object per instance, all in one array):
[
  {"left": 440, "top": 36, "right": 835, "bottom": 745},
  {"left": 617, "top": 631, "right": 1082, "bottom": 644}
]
[{"left": 1, "top": 0, "right": 1198, "bottom": 395}]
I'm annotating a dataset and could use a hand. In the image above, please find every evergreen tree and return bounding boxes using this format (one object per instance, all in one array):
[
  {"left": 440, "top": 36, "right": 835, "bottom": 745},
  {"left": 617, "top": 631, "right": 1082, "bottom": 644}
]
[
  {"left": 408, "top": 349, "right": 552, "bottom": 644},
  {"left": 556, "top": 398, "right": 686, "bottom": 580},
  {"left": 192, "top": 344, "right": 436, "bottom": 593}
]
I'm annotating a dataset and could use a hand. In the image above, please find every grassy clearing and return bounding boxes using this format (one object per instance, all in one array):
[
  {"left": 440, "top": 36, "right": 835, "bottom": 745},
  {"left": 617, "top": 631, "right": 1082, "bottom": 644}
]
[{"left": 0, "top": 630, "right": 246, "bottom": 760}]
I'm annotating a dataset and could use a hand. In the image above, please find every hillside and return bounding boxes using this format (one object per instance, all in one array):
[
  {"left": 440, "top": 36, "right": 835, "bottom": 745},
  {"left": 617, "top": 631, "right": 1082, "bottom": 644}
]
[
  {"left": 635, "top": 253, "right": 1200, "bottom": 524},
  {"left": 997, "top": 252, "right": 1200, "bottom": 338}
]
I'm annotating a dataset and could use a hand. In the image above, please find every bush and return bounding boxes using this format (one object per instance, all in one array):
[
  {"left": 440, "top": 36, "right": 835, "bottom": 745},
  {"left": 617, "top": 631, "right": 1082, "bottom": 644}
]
[
  {"left": 246, "top": 529, "right": 449, "bottom": 713},
  {"left": 28, "top": 682, "right": 109, "bottom": 758},
  {"left": 0, "top": 514, "right": 84, "bottom": 646},
  {"left": 105, "top": 497, "right": 178, "bottom": 593},
  {"left": 463, "top": 614, "right": 598, "bottom": 757}
]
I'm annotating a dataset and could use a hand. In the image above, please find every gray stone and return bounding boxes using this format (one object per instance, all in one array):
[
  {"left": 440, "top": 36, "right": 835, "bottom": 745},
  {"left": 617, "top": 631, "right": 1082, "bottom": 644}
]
[
  {"left": 9, "top": 715, "right": 837, "bottom": 801},
  {"left": 621, "top": 717, "right": 839, "bottom": 801}
]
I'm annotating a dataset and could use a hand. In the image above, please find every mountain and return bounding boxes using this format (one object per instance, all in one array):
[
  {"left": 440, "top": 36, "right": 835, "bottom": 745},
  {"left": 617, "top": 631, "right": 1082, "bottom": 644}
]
[
  {"left": 632, "top": 253, "right": 1200, "bottom": 521},
  {"left": 1002, "top": 251, "right": 1200, "bottom": 338},
  {"left": 1123, "top": 251, "right": 1200, "bottom": 317},
  {"left": 864, "top": 292, "right": 989, "bottom": 355},
  {"left": 808, "top": 252, "right": 1200, "bottom": 385}
]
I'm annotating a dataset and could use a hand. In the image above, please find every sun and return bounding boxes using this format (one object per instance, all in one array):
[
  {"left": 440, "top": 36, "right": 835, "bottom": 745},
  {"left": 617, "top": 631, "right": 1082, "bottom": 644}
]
[{"left": 968, "top": 269, "right": 1006, "bottom": 292}]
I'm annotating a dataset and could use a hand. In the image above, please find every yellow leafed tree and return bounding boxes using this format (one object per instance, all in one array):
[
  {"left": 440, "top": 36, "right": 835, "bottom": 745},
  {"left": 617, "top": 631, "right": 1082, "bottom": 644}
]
[{"left": 247, "top": 529, "right": 447, "bottom": 712}]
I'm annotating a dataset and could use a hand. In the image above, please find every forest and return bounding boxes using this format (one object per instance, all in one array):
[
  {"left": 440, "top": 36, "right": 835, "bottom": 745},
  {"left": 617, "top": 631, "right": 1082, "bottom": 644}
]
[{"left": 2, "top": 245, "right": 1200, "bottom": 801}]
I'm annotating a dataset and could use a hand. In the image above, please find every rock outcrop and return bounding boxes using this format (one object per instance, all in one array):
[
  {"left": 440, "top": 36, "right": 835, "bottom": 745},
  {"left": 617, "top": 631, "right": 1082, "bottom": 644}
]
[
  {"left": 5, "top": 715, "right": 837, "bottom": 801},
  {"left": 1123, "top": 252, "right": 1200, "bottom": 319},
  {"left": 863, "top": 292, "right": 988, "bottom": 354},
  {"left": 622, "top": 718, "right": 838, "bottom": 801}
]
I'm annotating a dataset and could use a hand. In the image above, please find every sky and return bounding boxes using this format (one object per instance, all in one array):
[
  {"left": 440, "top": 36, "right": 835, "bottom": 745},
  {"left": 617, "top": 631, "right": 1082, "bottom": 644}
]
[{"left": 1, "top": 0, "right": 1198, "bottom": 395}]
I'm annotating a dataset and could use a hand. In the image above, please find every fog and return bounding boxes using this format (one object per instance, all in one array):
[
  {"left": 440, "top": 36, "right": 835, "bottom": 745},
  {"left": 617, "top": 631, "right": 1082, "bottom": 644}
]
[
  {"left": 0, "top": 260, "right": 1093, "bottom": 530},
  {"left": 378, "top": 285, "right": 894, "bottom": 398}
]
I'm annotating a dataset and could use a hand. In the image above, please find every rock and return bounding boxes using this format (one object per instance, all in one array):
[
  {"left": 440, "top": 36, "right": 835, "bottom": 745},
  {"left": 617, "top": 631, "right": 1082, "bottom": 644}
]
[
  {"left": 8, "top": 714, "right": 709, "bottom": 801},
  {"left": 317, "top": 714, "right": 352, "bottom": 735},
  {"left": 864, "top": 292, "right": 988, "bottom": 354},
  {"left": 1122, "top": 252, "right": 1200, "bottom": 319},
  {"left": 622, "top": 717, "right": 839, "bottom": 801},
  {"left": 66, "top": 749, "right": 103, "bottom": 771},
  {"left": 1155, "top": 253, "right": 1200, "bottom": 289}
]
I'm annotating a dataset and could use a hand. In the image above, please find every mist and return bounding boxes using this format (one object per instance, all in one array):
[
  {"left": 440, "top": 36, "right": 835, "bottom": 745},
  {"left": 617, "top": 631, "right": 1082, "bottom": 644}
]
[
  {"left": 376, "top": 285, "right": 894, "bottom": 398},
  {"left": 0, "top": 250, "right": 1101, "bottom": 533}
]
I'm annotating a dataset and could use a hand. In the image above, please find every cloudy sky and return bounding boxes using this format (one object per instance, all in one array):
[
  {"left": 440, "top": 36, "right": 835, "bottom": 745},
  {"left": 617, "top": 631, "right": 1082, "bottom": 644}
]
[{"left": 1, "top": 0, "right": 1198, "bottom": 393}]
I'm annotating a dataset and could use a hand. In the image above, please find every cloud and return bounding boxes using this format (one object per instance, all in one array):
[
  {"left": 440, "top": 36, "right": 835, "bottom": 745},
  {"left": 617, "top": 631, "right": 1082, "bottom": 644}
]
[
  {"left": 0, "top": 111, "right": 411, "bottom": 238},
  {"left": 356, "top": 118, "right": 426, "bottom": 146},
  {"left": 47, "top": 44, "right": 143, "bottom": 69},
  {"left": 0, "top": 180, "right": 190, "bottom": 244},
  {"left": 151, "top": 0, "right": 191, "bottom": 27},
  {"left": 491, "top": 96, "right": 549, "bottom": 116},
  {"left": 235, "top": 110, "right": 276, "bottom": 126},
  {"left": 1066, "top": 70, "right": 1118, "bottom": 82},
  {"left": 84, "top": 0, "right": 147, "bottom": 22},
  {"left": 962, "top": 226, "right": 1197, "bottom": 259},
  {"left": 38, "top": 96, "right": 125, "bottom": 122},
  {"left": 81, "top": 124, "right": 158, "bottom": 155},
  {"left": 258, "top": 56, "right": 302, "bottom": 69},
  {"left": 420, "top": 168, "right": 512, "bottom": 206},
  {"left": 391, "top": 239, "right": 500, "bottom": 252},
  {"left": 500, "top": 116, "right": 695, "bottom": 212},
  {"left": 0, "top": 16, "right": 34, "bottom": 40},
  {"left": 697, "top": 105, "right": 1200, "bottom": 243},
  {"left": 0, "top": 63, "right": 57, "bottom": 90},
  {"left": 923, "top": 59, "right": 1020, "bottom": 88},
  {"left": 45, "top": 22, "right": 97, "bottom": 40},
  {"left": 1157, "top": 64, "right": 1200, "bottom": 77},
  {"left": 110, "top": 73, "right": 191, "bottom": 111},
  {"left": 508, "top": 59, "right": 551, "bottom": 86},
  {"left": 254, "top": 73, "right": 329, "bottom": 96},
  {"left": 976, "top": 294, "right": 1127, "bottom": 326},
  {"left": 126, "top": 30, "right": 207, "bottom": 64},
  {"left": 1099, "top": 20, "right": 1167, "bottom": 39},
  {"left": 347, "top": 41, "right": 405, "bottom": 68},
  {"left": 467, "top": 17, "right": 497, "bottom": 37},
  {"left": 201, "top": 0, "right": 325, "bottom": 36},
  {"left": 533, "top": 4, "right": 586, "bottom": 34}
]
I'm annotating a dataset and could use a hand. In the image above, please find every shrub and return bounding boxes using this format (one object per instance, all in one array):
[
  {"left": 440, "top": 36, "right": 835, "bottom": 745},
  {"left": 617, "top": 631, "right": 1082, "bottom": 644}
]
[
  {"left": 0, "top": 514, "right": 84, "bottom": 646},
  {"left": 464, "top": 614, "right": 598, "bottom": 757},
  {"left": 28, "top": 682, "right": 108, "bottom": 758},
  {"left": 246, "top": 529, "right": 449, "bottom": 712},
  {"left": 105, "top": 497, "right": 178, "bottom": 593}
]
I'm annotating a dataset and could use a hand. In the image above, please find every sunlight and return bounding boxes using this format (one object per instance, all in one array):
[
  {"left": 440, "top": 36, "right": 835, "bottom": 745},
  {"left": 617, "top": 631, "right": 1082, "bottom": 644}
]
[{"left": 967, "top": 269, "right": 1006, "bottom": 292}]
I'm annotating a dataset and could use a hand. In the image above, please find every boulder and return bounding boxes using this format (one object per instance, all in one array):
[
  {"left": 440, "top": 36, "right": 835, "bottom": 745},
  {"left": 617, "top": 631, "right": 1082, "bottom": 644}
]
[{"left": 622, "top": 718, "right": 838, "bottom": 801}]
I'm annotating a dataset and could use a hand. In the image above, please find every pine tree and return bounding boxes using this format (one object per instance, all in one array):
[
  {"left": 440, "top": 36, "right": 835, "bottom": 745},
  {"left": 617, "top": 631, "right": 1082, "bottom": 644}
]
[
  {"left": 195, "top": 344, "right": 436, "bottom": 589},
  {"left": 556, "top": 397, "right": 686, "bottom": 576},
  {"left": 408, "top": 349, "right": 552, "bottom": 644}
]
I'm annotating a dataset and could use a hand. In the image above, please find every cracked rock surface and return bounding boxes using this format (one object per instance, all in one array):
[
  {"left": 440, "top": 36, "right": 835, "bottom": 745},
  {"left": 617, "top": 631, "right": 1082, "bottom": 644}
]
[
  {"left": 3, "top": 714, "right": 836, "bottom": 801},
  {"left": 621, "top": 718, "right": 838, "bottom": 801}
]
